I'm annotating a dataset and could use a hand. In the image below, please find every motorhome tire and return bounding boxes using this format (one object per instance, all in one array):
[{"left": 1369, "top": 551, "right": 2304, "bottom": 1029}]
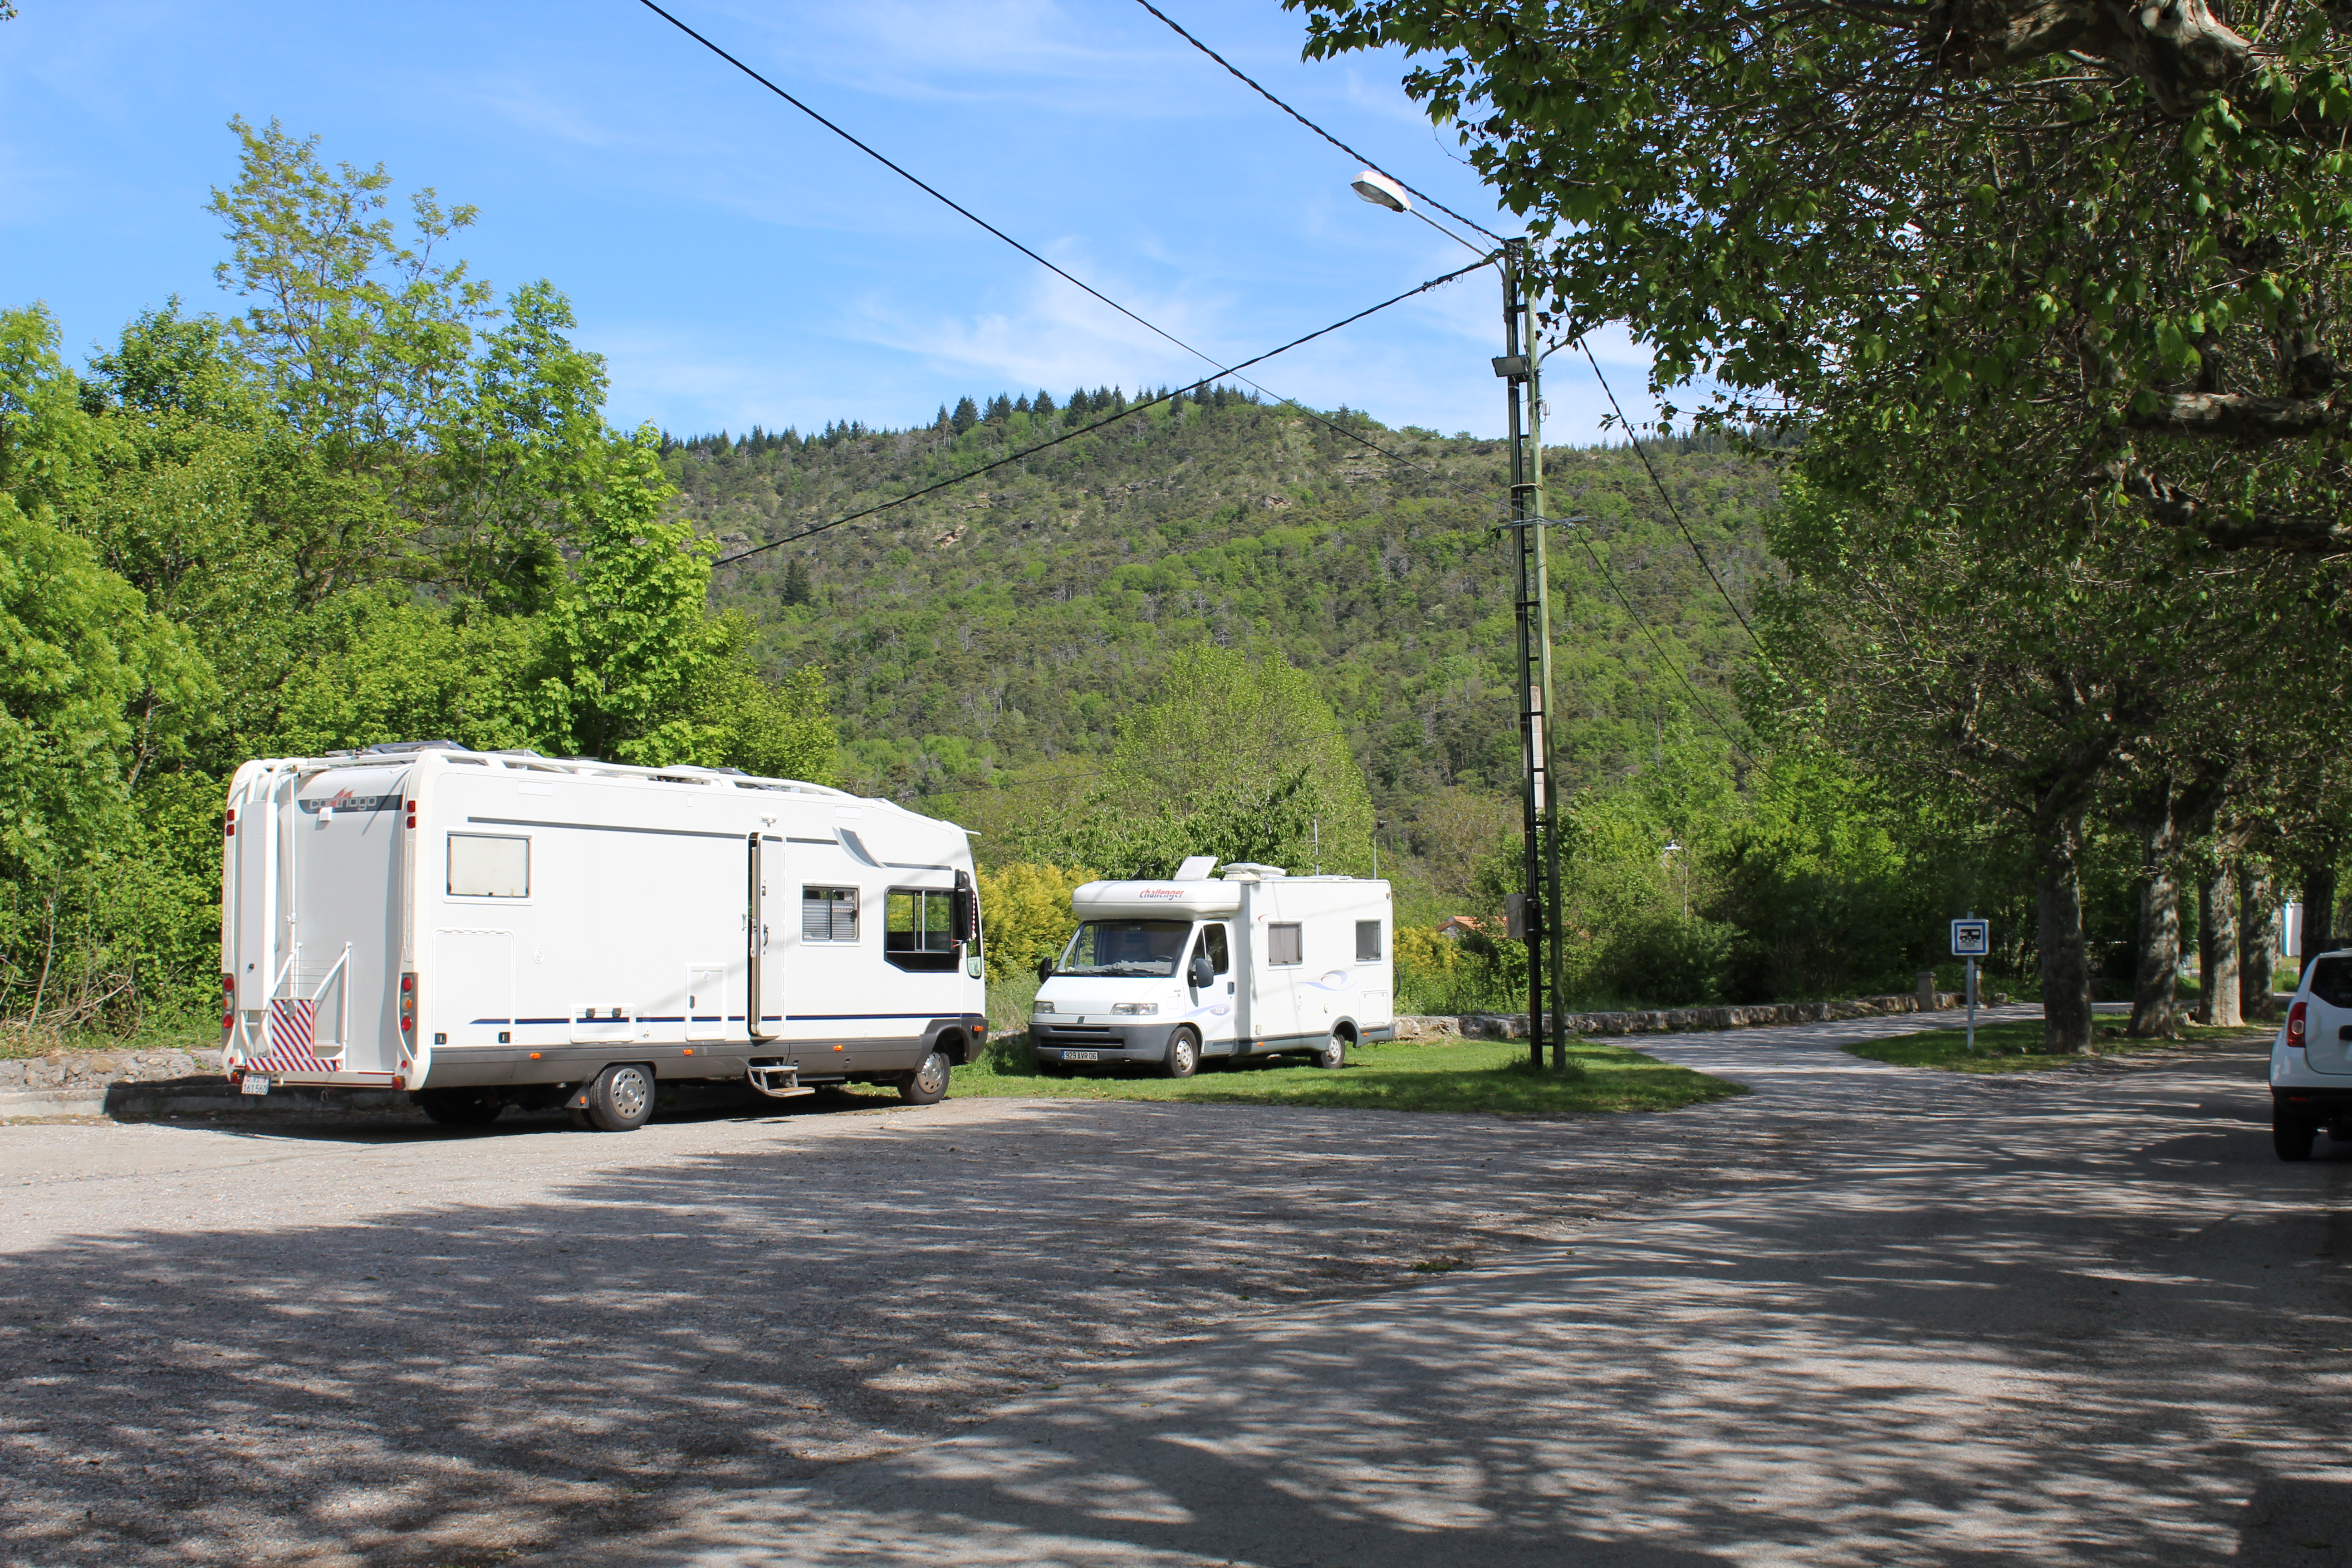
[
  {"left": 586, "top": 1064, "right": 655, "bottom": 1132},
  {"left": 1314, "top": 1028, "right": 1347, "bottom": 1069},
  {"left": 900, "top": 1049, "right": 951, "bottom": 1105},
  {"left": 1163, "top": 1027, "right": 1200, "bottom": 1079},
  {"left": 416, "top": 1089, "right": 504, "bottom": 1127}
]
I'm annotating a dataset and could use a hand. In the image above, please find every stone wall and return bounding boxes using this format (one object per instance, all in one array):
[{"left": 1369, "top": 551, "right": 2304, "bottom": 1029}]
[
  {"left": 1393, "top": 990, "right": 2011, "bottom": 1043},
  {"left": 0, "top": 1047, "right": 225, "bottom": 1095}
]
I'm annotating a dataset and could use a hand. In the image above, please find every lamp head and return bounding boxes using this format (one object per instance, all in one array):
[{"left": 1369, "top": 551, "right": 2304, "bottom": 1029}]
[{"left": 1350, "top": 169, "right": 1411, "bottom": 213}]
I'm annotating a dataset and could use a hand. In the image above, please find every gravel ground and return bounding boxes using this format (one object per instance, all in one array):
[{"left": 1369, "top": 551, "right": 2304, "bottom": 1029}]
[
  {"left": 6, "top": 1005, "right": 2332, "bottom": 1568},
  {"left": 0, "top": 1063, "right": 1730, "bottom": 1568}
]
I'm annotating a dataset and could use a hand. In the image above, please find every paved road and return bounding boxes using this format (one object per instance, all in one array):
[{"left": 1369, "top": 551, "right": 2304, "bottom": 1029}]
[{"left": 5, "top": 1010, "right": 2344, "bottom": 1566}]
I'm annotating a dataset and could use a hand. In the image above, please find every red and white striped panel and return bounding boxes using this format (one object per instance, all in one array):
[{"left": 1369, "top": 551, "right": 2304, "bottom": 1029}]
[{"left": 255, "top": 999, "right": 328, "bottom": 1073}]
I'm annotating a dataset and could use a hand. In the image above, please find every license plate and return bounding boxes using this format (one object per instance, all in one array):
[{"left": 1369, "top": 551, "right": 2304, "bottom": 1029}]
[
  {"left": 1062, "top": 1050, "right": 1099, "bottom": 1062},
  {"left": 240, "top": 1077, "right": 270, "bottom": 1096}
]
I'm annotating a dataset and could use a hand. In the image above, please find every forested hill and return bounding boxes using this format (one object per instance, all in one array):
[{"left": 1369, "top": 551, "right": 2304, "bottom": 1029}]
[{"left": 673, "top": 389, "right": 1777, "bottom": 827}]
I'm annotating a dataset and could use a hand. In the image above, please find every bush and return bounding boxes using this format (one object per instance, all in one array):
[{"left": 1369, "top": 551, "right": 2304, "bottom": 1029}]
[{"left": 975, "top": 863, "right": 1093, "bottom": 983}]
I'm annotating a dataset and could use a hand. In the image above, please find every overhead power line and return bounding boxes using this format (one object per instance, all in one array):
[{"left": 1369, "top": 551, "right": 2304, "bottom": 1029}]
[
  {"left": 1128, "top": 0, "right": 1504, "bottom": 248},
  {"left": 1578, "top": 340, "right": 1764, "bottom": 650},
  {"left": 711, "top": 258, "right": 1490, "bottom": 566},
  {"left": 635, "top": 0, "right": 1489, "bottom": 484}
]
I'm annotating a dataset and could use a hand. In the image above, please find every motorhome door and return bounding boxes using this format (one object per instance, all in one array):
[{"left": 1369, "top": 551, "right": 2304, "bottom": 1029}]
[{"left": 747, "top": 834, "right": 786, "bottom": 1038}]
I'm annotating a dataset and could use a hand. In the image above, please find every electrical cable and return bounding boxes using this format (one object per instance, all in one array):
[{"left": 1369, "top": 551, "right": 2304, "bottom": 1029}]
[
  {"left": 1578, "top": 340, "right": 1764, "bottom": 650},
  {"left": 1128, "top": 0, "right": 1504, "bottom": 249},
  {"left": 711, "top": 258, "right": 1490, "bottom": 566},
  {"left": 635, "top": 0, "right": 1488, "bottom": 485},
  {"left": 1562, "top": 523, "right": 1754, "bottom": 763},
  {"left": 637, "top": 0, "right": 1743, "bottom": 757}
]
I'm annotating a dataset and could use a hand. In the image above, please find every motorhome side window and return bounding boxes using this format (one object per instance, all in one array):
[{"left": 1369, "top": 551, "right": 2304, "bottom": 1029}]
[
  {"left": 1200, "top": 923, "right": 1230, "bottom": 974},
  {"left": 1355, "top": 921, "right": 1382, "bottom": 962},
  {"left": 447, "top": 833, "right": 528, "bottom": 898},
  {"left": 803, "top": 887, "right": 858, "bottom": 942},
  {"left": 1268, "top": 923, "right": 1303, "bottom": 966},
  {"left": 885, "top": 888, "right": 959, "bottom": 971}
]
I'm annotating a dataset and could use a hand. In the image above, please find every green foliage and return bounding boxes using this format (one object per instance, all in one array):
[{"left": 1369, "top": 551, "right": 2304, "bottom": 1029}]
[
  {"left": 974, "top": 862, "right": 1094, "bottom": 983},
  {"left": 0, "top": 123, "right": 837, "bottom": 1034}
]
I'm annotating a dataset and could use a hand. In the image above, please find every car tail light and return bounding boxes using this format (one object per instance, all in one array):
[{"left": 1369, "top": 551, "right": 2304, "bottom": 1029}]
[
  {"left": 2288, "top": 1000, "right": 2308, "bottom": 1047},
  {"left": 220, "top": 972, "right": 236, "bottom": 1033},
  {"left": 399, "top": 973, "right": 417, "bottom": 1039}
]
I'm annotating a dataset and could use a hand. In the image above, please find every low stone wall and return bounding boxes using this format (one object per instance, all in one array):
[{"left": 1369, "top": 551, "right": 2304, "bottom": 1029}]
[
  {"left": 1395, "top": 990, "right": 2012, "bottom": 1043},
  {"left": 0, "top": 1047, "right": 225, "bottom": 1094}
]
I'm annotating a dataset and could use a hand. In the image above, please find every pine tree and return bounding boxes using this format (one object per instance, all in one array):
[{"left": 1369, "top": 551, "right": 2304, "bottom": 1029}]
[
  {"left": 1067, "top": 387, "right": 1093, "bottom": 416},
  {"left": 984, "top": 393, "right": 1012, "bottom": 423},
  {"left": 783, "top": 558, "right": 813, "bottom": 607},
  {"left": 951, "top": 396, "right": 978, "bottom": 434},
  {"left": 935, "top": 404, "right": 951, "bottom": 431},
  {"left": 1013, "top": 394, "right": 1032, "bottom": 415},
  {"left": 1033, "top": 389, "right": 1056, "bottom": 418}
]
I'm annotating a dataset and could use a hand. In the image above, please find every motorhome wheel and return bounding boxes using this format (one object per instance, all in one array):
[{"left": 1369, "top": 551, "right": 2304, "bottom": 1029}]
[
  {"left": 1163, "top": 1027, "right": 1200, "bottom": 1080},
  {"left": 587, "top": 1064, "right": 655, "bottom": 1132},
  {"left": 900, "top": 1048, "right": 952, "bottom": 1105},
  {"left": 1315, "top": 1028, "right": 1347, "bottom": 1069},
  {"left": 416, "top": 1088, "right": 504, "bottom": 1127}
]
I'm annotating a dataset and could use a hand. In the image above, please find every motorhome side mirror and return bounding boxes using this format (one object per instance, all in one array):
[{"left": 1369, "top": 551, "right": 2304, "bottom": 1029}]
[
  {"left": 1035, "top": 956, "right": 1052, "bottom": 984},
  {"left": 1189, "top": 951, "right": 1214, "bottom": 990}
]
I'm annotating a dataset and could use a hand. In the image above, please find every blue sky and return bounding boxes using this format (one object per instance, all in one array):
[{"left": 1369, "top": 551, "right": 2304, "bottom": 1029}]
[{"left": 0, "top": 0, "right": 1662, "bottom": 443}]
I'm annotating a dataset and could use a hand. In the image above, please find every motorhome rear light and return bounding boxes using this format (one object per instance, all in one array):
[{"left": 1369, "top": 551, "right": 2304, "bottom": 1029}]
[
  {"left": 405, "top": 800, "right": 416, "bottom": 828},
  {"left": 224, "top": 809, "right": 235, "bottom": 839},
  {"left": 2289, "top": 1000, "right": 2308, "bottom": 1047},
  {"left": 398, "top": 973, "right": 417, "bottom": 1039}
]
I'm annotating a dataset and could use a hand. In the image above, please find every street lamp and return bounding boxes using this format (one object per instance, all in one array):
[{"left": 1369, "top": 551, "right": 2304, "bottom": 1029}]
[{"left": 1353, "top": 175, "right": 1572, "bottom": 1071}]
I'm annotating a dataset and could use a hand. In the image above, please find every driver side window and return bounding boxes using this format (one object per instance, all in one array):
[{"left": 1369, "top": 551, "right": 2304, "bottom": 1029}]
[{"left": 1199, "top": 923, "right": 1230, "bottom": 975}]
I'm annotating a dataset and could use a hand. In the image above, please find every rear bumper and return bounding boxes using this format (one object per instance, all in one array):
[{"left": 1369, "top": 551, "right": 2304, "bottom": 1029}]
[{"left": 2273, "top": 1085, "right": 2352, "bottom": 1119}]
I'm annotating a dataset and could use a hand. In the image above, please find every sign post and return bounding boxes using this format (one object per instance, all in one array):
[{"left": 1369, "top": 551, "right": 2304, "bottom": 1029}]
[{"left": 1950, "top": 916, "right": 1990, "bottom": 1053}]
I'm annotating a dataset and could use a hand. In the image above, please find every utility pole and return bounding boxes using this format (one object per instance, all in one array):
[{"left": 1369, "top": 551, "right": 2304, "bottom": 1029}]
[{"left": 1497, "top": 239, "right": 1556, "bottom": 1071}]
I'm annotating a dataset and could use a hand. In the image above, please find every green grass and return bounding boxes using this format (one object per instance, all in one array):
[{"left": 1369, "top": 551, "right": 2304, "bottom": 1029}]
[
  {"left": 845, "top": 1035, "right": 1747, "bottom": 1117},
  {"left": 1842, "top": 1017, "right": 2274, "bottom": 1073}
]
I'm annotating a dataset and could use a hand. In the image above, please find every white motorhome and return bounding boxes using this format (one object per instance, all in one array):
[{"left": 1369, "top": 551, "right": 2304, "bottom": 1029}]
[
  {"left": 219, "top": 742, "right": 987, "bottom": 1129},
  {"left": 1029, "top": 859, "right": 1393, "bottom": 1077}
]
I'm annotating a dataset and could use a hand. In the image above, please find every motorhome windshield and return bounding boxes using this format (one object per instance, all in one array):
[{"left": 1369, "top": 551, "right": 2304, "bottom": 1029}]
[{"left": 1056, "top": 920, "right": 1191, "bottom": 978}]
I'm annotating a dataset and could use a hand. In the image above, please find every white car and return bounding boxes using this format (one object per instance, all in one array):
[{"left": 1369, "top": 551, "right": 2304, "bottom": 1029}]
[{"left": 2271, "top": 952, "right": 2352, "bottom": 1159}]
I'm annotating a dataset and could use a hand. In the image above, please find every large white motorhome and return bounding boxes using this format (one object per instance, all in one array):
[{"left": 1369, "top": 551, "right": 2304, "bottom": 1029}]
[
  {"left": 219, "top": 742, "right": 987, "bottom": 1129},
  {"left": 1029, "top": 859, "right": 1394, "bottom": 1077}
]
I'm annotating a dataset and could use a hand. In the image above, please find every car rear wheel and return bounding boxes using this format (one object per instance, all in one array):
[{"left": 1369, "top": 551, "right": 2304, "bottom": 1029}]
[
  {"left": 900, "top": 1048, "right": 951, "bottom": 1105},
  {"left": 2275, "top": 1113, "right": 2318, "bottom": 1161},
  {"left": 1163, "top": 1027, "right": 1200, "bottom": 1080},
  {"left": 586, "top": 1064, "right": 655, "bottom": 1132},
  {"left": 416, "top": 1088, "right": 503, "bottom": 1127}
]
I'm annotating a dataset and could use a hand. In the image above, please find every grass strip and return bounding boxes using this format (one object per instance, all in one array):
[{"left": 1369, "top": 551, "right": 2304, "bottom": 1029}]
[
  {"left": 837, "top": 1037, "right": 1747, "bottom": 1116},
  {"left": 1843, "top": 1017, "right": 2274, "bottom": 1074}
]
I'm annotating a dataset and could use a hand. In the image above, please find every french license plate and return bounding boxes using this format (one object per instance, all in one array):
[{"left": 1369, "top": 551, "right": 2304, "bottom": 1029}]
[
  {"left": 240, "top": 1077, "right": 271, "bottom": 1096},
  {"left": 1062, "top": 1050, "right": 1100, "bottom": 1062}
]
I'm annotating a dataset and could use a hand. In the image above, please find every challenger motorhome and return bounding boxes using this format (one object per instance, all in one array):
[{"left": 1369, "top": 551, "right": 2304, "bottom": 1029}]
[
  {"left": 1029, "top": 858, "right": 1394, "bottom": 1077},
  {"left": 219, "top": 742, "right": 986, "bottom": 1130}
]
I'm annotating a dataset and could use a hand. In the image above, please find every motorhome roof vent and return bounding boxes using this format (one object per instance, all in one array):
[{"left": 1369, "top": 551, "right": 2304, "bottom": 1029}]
[
  {"left": 1172, "top": 856, "right": 1218, "bottom": 881},
  {"left": 1219, "top": 862, "right": 1289, "bottom": 880},
  {"left": 361, "top": 740, "right": 466, "bottom": 755}
]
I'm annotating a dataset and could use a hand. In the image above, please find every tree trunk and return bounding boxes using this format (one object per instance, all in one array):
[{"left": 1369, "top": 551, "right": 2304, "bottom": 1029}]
[
  {"left": 2129, "top": 838, "right": 2183, "bottom": 1037},
  {"left": 2300, "top": 863, "right": 2336, "bottom": 982},
  {"left": 2036, "top": 809, "right": 2095, "bottom": 1053},
  {"left": 2241, "top": 867, "right": 2278, "bottom": 1019},
  {"left": 2199, "top": 863, "right": 2242, "bottom": 1026}
]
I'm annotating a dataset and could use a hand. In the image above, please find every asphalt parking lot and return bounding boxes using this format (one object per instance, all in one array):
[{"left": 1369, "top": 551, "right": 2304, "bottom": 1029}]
[{"left": 4, "top": 1010, "right": 2346, "bottom": 1567}]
